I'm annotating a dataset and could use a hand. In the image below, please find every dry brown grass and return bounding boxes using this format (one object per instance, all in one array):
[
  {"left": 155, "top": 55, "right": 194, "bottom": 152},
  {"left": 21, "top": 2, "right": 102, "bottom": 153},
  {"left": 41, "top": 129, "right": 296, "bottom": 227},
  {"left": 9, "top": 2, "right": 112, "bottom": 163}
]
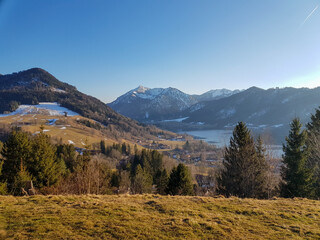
[
  {"left": 0, "top": 195, "right": 319, "bottom": 239},
  {"left": 0, "top": 114, "right": 184, "bottom": 150}
]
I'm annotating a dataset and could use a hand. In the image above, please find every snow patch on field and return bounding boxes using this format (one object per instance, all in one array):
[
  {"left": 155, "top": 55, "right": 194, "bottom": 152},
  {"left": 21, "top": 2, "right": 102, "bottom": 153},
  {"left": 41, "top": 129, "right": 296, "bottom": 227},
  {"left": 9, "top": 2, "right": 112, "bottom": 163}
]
[
  {"left": 68, "top": 140, "right": 75, "bottom": 145},
  {"left": 0, "top": 102, "right": 79, "bottom": 117}
]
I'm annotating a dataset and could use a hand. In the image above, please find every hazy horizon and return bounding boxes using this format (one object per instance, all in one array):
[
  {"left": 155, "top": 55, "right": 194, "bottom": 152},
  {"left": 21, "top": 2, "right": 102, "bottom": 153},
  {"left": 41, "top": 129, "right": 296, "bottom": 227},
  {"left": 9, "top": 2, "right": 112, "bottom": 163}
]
[{"left": 1, "top": 0, "right": 319, "bottom": 102}]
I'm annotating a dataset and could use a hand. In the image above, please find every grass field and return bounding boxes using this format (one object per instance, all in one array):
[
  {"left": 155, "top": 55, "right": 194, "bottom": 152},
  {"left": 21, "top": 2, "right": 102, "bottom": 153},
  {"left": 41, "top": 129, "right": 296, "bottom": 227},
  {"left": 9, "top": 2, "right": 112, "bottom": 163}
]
[
  {"left": 0, "top": 195, "right": 319, "bottom": 239},
  {"left": 0, "top": 113, "right": 184, "bottom": 152}
]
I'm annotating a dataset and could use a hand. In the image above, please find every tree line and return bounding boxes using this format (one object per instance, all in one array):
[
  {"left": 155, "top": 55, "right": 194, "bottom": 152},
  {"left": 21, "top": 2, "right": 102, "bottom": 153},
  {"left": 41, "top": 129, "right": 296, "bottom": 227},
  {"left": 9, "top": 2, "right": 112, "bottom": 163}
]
[{"left": 0, "top": 131, "right": 193, "bottom": 196}]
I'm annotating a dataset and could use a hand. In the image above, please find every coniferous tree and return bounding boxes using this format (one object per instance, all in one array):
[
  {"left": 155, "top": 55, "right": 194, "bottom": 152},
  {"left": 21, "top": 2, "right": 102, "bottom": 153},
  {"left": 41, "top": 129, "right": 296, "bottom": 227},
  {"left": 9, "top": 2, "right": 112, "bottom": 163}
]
[
  {"left": 131, "top": 164, "right": 153, "bottom": 194},
  {"left": 100, "top": 140, "right": 106, "bottom": 154},
  {"left": 155, "top": 169, "right": 169, "bottom": 195},
  {"left": 1, "top": 130, "right": 32, "bottom": 190},
  {"left": 254, "top": 136, "right": 269, "bottom": 197},
  {"left": 12, "top": 162, "right": 33, "bottom": 195},
  {"left": 306, "top": 108, "right": 320, "bottom": 197},
  {"left": 0, "top": 142, "right": 7, "bottom": 195},
  {"left": 218, "top": 122, "right": 268, "bottom": 198},
  {"left": 56, "top": 144, "right": 77, "bottom": 172},
  {"left": 166, "top": 163, "right": 193, "bottom": 195},
  {"left": 121, "top": 143, "right": 127, "bottom": 154},
  {"left": 281, "top": 118, "right": 315, "bottom": 198},
  {"left": 29, "top": 132, "right": 66, "bottom": 187}
]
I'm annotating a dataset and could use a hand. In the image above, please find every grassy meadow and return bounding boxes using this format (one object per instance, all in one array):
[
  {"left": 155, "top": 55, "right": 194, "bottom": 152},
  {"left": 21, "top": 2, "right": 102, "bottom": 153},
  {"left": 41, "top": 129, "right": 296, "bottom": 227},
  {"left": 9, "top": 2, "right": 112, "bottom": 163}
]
[{"left": 0, "top": 195, "right": 319, "bottom": 239}]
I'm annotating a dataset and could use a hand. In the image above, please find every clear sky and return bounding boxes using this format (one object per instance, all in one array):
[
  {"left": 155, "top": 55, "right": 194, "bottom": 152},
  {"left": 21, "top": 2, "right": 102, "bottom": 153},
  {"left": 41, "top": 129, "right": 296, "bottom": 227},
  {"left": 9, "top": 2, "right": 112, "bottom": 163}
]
[{"left": 0, "top": 0, "right": 319, "bottom": 103}]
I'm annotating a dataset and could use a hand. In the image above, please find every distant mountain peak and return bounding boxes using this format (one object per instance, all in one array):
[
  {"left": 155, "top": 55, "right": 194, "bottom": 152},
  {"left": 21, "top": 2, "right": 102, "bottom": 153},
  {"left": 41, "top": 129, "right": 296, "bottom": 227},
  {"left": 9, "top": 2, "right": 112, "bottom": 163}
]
[{"left": 134, "top": 85, "right": 150, "bottom": 93}]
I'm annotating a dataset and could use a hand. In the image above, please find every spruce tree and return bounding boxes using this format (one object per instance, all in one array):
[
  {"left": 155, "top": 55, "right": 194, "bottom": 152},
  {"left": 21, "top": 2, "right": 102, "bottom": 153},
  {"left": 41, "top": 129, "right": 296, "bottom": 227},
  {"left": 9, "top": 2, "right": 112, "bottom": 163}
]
[
  {"left": 254, "top": 136, "right": 268, "bottom": 197},
  {"left": 218, "top": 122, "right": 268, "bottom": 198},
  {"left": 306, "top": 108, "right": 320, "bottom": 197},
  {"left": 155, "top": 169, "right": 169, "bottom": 195},
  {"left": 131, "top": 164, "right": 153, "bottom": 194},
  {"left": 281, "top": 118, "right": 315, "bottom": 198},
  {"left": 1, "top": 130, "right": 32, "bottom": 190},
  {"left": 56, "top": 144, "right": 77, "bottom": 172},
  {"left": 166, "top": 163, "right": 193, "bottom": 195},
  {"left": 11, "top": 163, "right": 33, "bottom": 195},
  {"left": 100, "top": 140, "right": 106, "bottom": 154},
  {"left": 29, "top": 132, "right": 66, "bottom": 187}
]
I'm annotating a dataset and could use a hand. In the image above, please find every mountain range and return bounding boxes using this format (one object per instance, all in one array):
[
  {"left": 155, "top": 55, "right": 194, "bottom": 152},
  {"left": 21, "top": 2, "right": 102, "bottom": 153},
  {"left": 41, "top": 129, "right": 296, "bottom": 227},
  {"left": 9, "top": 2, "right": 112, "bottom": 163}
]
[
  {"left": 108, "top": 86, "right": 241, "bottom": 121},
  {"left": 109, "top": 85, "right": 320, "bottom": 143}
]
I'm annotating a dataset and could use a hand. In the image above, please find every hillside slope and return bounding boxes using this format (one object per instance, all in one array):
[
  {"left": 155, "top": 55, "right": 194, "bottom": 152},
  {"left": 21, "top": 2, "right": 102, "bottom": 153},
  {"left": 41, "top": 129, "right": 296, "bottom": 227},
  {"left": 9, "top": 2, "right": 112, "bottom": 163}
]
[
  {"left": 0, "top": 68, "right": 175, "bottom": 141},
  {"left": 0, "top": 195, "right": 319, "bottom": 239}
]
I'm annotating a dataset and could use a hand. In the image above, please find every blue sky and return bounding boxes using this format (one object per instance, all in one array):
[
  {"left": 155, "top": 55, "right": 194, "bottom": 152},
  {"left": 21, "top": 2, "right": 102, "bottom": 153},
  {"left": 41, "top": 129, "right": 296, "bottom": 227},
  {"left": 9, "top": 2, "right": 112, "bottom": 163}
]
[{"left": 0, "top": 0, "right": 319, "bottom": 102}]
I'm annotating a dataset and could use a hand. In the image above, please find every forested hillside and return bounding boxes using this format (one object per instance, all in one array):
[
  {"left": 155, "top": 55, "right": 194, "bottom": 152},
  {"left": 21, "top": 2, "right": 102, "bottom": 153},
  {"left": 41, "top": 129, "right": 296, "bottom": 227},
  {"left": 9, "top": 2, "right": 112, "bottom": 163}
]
[{"left": 0, "top": 68, "right": 174, "bottom": 141}]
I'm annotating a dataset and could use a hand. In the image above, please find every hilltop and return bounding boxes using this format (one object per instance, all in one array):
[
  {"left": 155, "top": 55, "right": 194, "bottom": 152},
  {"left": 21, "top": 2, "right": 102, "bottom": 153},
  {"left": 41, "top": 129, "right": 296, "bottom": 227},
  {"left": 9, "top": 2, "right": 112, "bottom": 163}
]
[
  {"left": 0, "top": 68, "right": 177, "bottom": 143},
  {"left": 0, "top": 195, "right": 319, "bottom": 239}
]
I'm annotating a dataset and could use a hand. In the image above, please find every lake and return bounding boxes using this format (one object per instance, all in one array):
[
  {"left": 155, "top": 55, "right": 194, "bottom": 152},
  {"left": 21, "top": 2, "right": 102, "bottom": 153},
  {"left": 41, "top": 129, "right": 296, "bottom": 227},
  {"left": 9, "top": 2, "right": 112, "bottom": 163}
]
[
  {"left": 182, "top": 129, "right": 283, "bottom": 158},
  {"left": 183, "top": 129, "right": 233, "bottom": 147}
]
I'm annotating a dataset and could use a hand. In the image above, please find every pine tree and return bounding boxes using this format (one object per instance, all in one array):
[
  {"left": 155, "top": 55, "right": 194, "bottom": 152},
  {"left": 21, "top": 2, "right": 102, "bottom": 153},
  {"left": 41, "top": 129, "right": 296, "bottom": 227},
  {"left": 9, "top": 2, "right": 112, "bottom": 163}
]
[
  {"left": 155, "top": 169, "right": 169, "bottom": 195},
  {"left": 218, "top": 122, "right": 268, "bottom": 198},
  {"left": 29, "top": 132, "right": 66, "bottom": 187},
  {"left": 254, "top": 136, "right": 269, "bottom": 197},
  {"left": 100, "top": 140, "right": 106, "bottom": 154},
  {"left": 11, "top": 162, "right": 33, "bottom": 196},
  {"left": 306, "top": 107, "right": 320, "bottom": 197},
  {"left": 281, "top": 118, "right": 315, "bottom": 198},
  {"left": 166, "top": 163, "right": 193, "bottom": 195},
  {"left": 121, "top": 143, "right": 127, "bottom": 154},
  {"left": 56, "top": 144, "right": 77, "bottom": 172},
  {"left": 1, "top": 130, "right": 32, "bottom": 190},
  {"left": 131, "top": 164, "right": 153, "bottom": 194}
]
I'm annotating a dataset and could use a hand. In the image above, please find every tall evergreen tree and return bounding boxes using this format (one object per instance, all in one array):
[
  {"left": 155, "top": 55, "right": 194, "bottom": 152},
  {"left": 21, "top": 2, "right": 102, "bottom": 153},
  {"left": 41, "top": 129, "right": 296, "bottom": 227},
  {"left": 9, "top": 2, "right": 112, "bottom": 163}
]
[
  {"left": 155, "top": 169, "right": 169, "bottom": 195},
  {"left": 254, "top": 136, "right": 269, "bottom": 198},
  {"left": 11, "top": 162, "right": 33, "bottom": 195},
  {"left": 56, "top": 144, "right": 77, "bottom": 172},
  {"left": 0, "top": 140, "right": 7, "bottom": 195},
  {"left": 306, "top": 107, "right": 320, "bottom": 197},
  {"left": 281, "top": 118, "right": 315, "bottom": 198},
  {"left": 218, "top": 122, "right": 268, "bottom": 198},
  {"left": 0, "top": 130, "right": 32, "bottom": 190},
  {"left": 131, "top": 164, "right": 153, "bottom": 194},
  {"left": 166, "top": 163, "right": 193, "bottom": 195},
  {"left": 100, "top": 140, "right": 106, "bottom": 154},
  {"left": 29, "top": 132, "right": 66, "bottom": 187}
]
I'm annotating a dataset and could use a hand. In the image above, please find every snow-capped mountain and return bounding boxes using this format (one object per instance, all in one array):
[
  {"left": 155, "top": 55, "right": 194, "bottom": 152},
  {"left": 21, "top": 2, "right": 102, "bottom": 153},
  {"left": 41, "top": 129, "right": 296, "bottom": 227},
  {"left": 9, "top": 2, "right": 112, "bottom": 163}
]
[
  {"left": 108, "top": 86, "right": 198, "bottom": 121},
  {"left": 108, "top": 86, "right": 241, "bottom": 121}
]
